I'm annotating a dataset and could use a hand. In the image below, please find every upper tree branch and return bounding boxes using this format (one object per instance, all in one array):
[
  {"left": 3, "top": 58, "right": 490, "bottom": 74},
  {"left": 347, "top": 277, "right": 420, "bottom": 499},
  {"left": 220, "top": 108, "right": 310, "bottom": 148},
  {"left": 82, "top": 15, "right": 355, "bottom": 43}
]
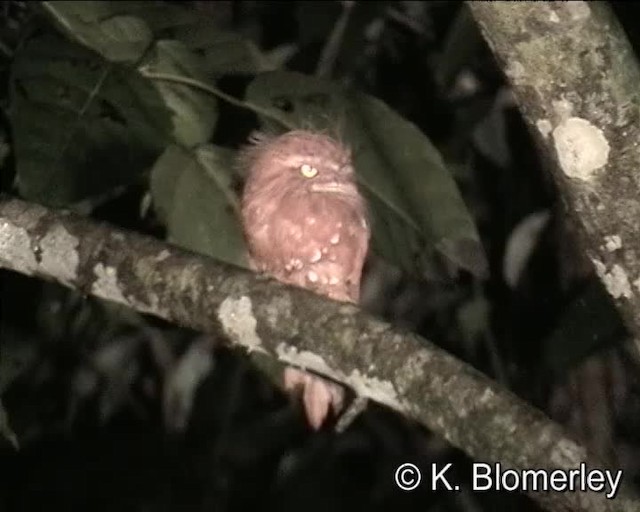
[
  {"left": 0, "top": 195, "right": 638, "bottom": 511},
  {"left": 468, "top": 2, "right": 640, "bottom": 351}
]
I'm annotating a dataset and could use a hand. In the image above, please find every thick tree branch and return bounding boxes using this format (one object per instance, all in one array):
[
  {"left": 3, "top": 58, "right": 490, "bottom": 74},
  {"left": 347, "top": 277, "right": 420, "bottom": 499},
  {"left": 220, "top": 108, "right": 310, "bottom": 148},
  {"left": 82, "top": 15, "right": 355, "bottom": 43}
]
[
  {"left": 468, "top": 2, "right": 640, "bottom": 351},
  {"left": 0, "top": 195, "right": 637, "bottom": 510}
]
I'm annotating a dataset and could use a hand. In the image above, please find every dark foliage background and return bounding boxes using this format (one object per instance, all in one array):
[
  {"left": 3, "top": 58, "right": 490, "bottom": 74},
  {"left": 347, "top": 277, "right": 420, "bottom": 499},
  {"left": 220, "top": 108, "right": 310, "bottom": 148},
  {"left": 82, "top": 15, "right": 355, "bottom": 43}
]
[{"left": 1, "top": 2, "right": 639, "bottom": 511}]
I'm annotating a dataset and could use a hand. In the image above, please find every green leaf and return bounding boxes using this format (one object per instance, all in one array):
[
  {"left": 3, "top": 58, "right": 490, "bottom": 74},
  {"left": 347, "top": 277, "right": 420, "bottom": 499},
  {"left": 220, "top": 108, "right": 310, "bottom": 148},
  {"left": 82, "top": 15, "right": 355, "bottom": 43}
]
[
  {"left": 140, "top": 40, "right": 219, "bottom": 147},
  {"left": 43, "top": 1, "right": 271, "bottom": 75},
  {"left": 245, "top": 71, "right": 487, "bottom": 278},
  {"left": 41, "top": 2, "right": 220, "bottom": 149},
  {"left": 150, "top": 144, "right": 247, "bottom": 268},
  {"left": 41, "top": 1, "right": 153, "bottom": 64},
  {"left": 10, "top": 32, "right": 172, "bottom": 206},
  {"left": 131, "top": 4, "right": 272, "bottom": 75}
]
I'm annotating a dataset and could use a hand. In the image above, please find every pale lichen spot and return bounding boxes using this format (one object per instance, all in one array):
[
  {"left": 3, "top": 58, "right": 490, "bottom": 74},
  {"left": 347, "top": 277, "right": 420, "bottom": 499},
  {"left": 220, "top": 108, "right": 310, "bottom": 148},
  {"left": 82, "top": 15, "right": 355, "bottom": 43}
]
[
  {"left": 591, "top": 258, "right": 633, "bottom": 299},
  {"left": 307, "top": 270, "right": 319, "bottom": 283},
  {"left": 276, "top": 343, "right": 339, "bottom": 379},
  {"left": 330, "top": 233, "right": 340, "bottom": 245},
  {"left": 39, "top": 224, "right": 79, "bottom": 285},
  {"left": 505, "top": 60, "right": 525, "bottom": 83},
  {"left": 345, "top": 369, "right": 405, "bottom": 412},
  {"left": 217, "top": 296, "right": 264, "bottom": 353},
  {"left": 92, "top": 263, "right": 128, "bottom": 305},
  {"left": 309, "top": 248, "right": 322, "bottom": 263},
  {"left": 549, "top": 10, "right": 560, "bottom": 23},
  {"left": 550, "top": 438, "right": 586, "bottom": 471},
  {"left": 565, "top": 1, "right": 591, "bottom": 21},
  {"left": 536, "top": 119, "right": 553, "bottom": 139},
  {"left": 633, "top": 276, "right": 640, "bottom": 294},
  {"left": 155, "top": 250, "right": 171, "bottom": 262},
  {"left": 0, "top": 221, "right": 37, "bottom": 276},
  {"left": 604, "top": 235, "right": 622, "bottom": 252},
  {"left": 479, "top": 388, "right": 495, "bottom": 404},
  {"left": 553, "top": 117, "right": 609, "bottom": 181},
  {"left": 394, "top": 351, "right": 432, "bottom": 394}
]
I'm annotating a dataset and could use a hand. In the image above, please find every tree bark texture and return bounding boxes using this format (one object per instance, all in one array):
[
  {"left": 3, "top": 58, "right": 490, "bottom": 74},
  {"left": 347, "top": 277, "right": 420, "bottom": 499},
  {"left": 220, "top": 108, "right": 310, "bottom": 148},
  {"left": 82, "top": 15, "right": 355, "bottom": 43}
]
[
  {"left": 468, "top": 1, "right": 640, "bottom": 353},
  {"left": 0, "top": 195, "right": 638, "bottom": 511}
]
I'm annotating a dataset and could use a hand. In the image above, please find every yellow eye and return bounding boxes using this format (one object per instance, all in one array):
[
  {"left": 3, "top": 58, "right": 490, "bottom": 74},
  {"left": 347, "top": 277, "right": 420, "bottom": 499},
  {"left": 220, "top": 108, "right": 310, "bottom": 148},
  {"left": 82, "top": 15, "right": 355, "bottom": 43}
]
[{"left": 300, "top": 164, "right": 318, "bottom": 178}]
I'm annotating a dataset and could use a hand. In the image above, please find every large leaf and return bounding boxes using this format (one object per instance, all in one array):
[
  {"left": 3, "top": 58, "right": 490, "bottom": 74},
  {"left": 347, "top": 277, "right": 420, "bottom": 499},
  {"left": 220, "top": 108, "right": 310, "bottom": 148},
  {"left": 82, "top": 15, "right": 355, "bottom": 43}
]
[
  {"left": 10, "top": 32, "right": 172, "bottom": 206},
  {"left": 13, "top": 10, "right": 222, "bottom": 205},
  {"left": 42, "top": 1, "right": 270, "bottom": 75},
  {"left": 150, "top": 144, "right": 247, "bottom": 268},
  {"left": 245, "top": 71, "right": 487, "bottom": 278},
  {"left": 41, "top": 2, "right": 220, "bottom": 148},
  {"left": 41, "top": 1, "right": 154, "bottom": 64},
  {"left": 139, "top": 40, "right": 219, "bottom": 147}
]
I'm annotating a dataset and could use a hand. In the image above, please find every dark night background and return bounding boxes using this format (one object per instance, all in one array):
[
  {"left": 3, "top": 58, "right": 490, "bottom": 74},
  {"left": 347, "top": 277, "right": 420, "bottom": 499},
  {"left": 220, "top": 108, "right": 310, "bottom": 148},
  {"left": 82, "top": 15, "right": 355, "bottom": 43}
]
[{"left": 1, "top": 2, "right": 640, "bottom": 511}]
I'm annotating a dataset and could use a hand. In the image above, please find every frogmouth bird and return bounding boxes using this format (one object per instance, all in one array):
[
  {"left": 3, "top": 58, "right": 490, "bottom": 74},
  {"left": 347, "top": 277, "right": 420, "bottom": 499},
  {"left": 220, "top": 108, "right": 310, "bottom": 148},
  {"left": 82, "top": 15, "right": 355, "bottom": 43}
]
[{"left": 240, "top": 129, "right": 370, "bottom": 429}]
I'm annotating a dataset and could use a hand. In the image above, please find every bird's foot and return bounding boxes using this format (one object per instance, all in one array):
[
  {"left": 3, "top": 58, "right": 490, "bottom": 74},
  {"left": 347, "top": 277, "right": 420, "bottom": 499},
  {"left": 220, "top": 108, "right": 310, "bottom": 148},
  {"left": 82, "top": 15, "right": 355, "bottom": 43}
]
[
  {"left": 284, "top": 367, "right": 344, "bottom": 430},
  {"left": 283, "top": 367, "right": 368, "bottom": 431}
]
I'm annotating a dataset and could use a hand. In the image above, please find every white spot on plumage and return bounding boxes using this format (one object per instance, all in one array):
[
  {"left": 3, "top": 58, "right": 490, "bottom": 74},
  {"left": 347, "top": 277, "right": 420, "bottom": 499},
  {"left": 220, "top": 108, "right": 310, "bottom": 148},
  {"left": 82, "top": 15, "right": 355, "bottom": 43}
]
[
  {"left": 310, "top": 249, "right": 322, "bottom": 263},
  {"left": 285, "top": 259, "right": 304, "bottom": 272},
  {"left": 330, "top": 233, "right": 340, "bottom": 245},
  {"left": 308, "top": 270, "right": 319, "bottom": 283},
  {"left": 329, "top": 276, "right": 340, "bottom": 285},
  {"left": 307, "top": 217, "right": 317, "bottom": 226}
]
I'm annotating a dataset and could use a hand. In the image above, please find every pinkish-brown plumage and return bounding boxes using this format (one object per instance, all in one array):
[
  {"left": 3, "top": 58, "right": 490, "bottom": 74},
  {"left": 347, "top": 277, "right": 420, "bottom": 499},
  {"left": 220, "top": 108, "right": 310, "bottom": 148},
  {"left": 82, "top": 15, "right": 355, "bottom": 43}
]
[{"left": 239, "top": 129, "right": 370, "bottom": 429}]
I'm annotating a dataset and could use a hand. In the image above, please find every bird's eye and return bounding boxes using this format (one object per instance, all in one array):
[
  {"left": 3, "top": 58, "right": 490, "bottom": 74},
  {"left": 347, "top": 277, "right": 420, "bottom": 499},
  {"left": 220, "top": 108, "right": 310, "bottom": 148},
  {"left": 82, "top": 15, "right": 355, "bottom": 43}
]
[{"left": 300, "top": 164, "right": 318, "bottom": 178}]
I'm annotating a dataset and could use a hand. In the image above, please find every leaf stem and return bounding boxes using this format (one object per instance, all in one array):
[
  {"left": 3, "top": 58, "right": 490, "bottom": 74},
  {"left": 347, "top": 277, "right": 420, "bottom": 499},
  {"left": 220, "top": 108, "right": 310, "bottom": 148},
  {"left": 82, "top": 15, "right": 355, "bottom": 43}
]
[{"left": 139, "top": 69, "right": 296, "bottom": 131}]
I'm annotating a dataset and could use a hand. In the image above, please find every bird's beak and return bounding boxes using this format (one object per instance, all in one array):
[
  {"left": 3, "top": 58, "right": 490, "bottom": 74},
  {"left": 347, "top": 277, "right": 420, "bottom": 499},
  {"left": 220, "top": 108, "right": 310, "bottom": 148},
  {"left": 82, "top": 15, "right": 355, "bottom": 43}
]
[{"left": 310, "top": 181, "right": 360, "bottom": 198}]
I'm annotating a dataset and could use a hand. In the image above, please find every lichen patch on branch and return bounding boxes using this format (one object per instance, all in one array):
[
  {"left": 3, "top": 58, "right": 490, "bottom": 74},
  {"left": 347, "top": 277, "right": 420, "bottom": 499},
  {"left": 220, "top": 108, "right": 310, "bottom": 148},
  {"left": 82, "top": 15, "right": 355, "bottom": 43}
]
[
  {"left": 275, "top": 342, "right": 406, "bottom": 412},
  {"left": 536, "top": 119, "right": 553, "bottom": 138},
  {"left": 92, "top": 263, "right": 129, "bottom": 305},
  {"left": 39, "top": 224, "right": 79, "bottom": 285},
  {"left": 552, "top": 117, "right": 610, "bottom": 181},
  {"left": 345, "top": 369, "right": 406, "bottom": 412},
  {"left": 276, "top": 343, "right": 338, "bottom": 377},
  {"left": 0, "top": 221, "right": 37, "bottom": 276},
  {"left": 591, "top": 258, "right": 634, "bottom": 299},
  {"left": 217, "top": 296, "right": 264, "bottom": 353},
  {"left": 603, "top": 235, "right": 622, "bottom": 252}
]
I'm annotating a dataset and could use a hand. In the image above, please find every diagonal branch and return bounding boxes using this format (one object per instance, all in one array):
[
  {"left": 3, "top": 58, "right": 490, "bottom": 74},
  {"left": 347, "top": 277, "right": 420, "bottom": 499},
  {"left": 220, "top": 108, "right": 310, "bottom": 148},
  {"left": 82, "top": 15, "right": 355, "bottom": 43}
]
[{"left": 0, "top": 194, "right": 637, "bottom": 512}]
